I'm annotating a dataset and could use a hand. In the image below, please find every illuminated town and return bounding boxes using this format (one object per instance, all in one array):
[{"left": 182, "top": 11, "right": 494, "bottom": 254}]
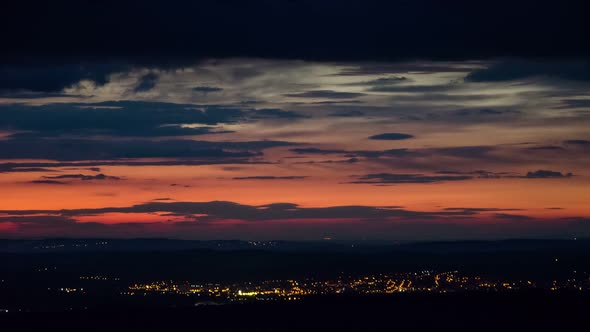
[{"left": 123, "top": 270, "right": 590, "bottom": 303}]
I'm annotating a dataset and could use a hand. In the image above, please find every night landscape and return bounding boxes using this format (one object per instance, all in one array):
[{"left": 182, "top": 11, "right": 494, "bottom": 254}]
[{"left": 1, "top": 1, "right": 589, "bottom": 331}]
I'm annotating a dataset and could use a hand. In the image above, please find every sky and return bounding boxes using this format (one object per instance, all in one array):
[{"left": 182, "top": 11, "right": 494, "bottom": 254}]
[{"left": 0, "top": 0, "right": 589, "bottom": 240}]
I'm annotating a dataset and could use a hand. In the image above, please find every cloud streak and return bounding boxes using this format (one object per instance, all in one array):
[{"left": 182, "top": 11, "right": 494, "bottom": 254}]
[
  {"left": 232, "top": 176, "right": 308, "bottom": 180},
  {"left": 368, "top": 133, "right": 414, "bottom": 140},
  {"left": 0, "top": 101, "right": 305, "bottom": 138},
  {"left": 0, "top": 200, "right": 525, "bottom": 223},
  {"left": 1, "top": 200, "right": 587, "bottom": 240},
  {"left": 284, "top": 90, "right": 366, "bottom": 99},
  {"left": 0, "top": 138, "right": 297, "bottom": 161},
  {"left": 349, "top": 173, "right": 473, "bottom": 185},
  {"left": 133, "top": 72, "right": 159, "bottom": 92},
  {"left": 42, "top": 173, "right": 121, "bottom": 181},
  {"left": 349, "top": 169, "right": 575, "bottom": 185}
]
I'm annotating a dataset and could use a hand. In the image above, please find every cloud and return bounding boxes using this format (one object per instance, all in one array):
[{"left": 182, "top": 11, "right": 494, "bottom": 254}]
[
  {"left": 290, "top": 147, "right": 410, "bottom": 158},
  {"left": 344, "top": 75, "right": 410, "bottom": 87},
  {"left": 0, "top": 63, "right": 130, "bottom": 92},
  {"left": 232, "top": 176, "right": 307, "bottom": 180},
  {"left": 284, "top": 90, "right": 365, "bottom": 99},
  {"left": 393, "top": 108, "right": 523, "bottom": 126},
  {"left": 422, "top": 146, "right": 496, "bottom": 159},
  {"left": 2, "top": 200, "right": 588, "bottom": 240},
  {"left": 349, "top": 173, "right": 473, "bottom": 185},
  {"left": 294, "top": 158, "right": 359, "bottom": 165},
  {"left": 288, "top": 143, "right": 590, "bottom": 174},
  {"left": 453, "top": 108, "right": 520, "bottom": 118},
  {"left": 349, "top": 169, "right": 576, "bottom": 184},
  {"left": 525, "top": 170, "right": 573, "bottom": 178},
  {"left": 0, "top": 91, "right": 80, "bottom": 99},
  {"left": 328, "top": 110, "right": 365, "bottom": 117},
  {"left": 435, "top": 170, "right": 514, "bottom": 179},
  {"left": 0, "top": 166, "right": 55, "bottom": 173},
  {"left": 192, "top": 86, "right": 223, "bottom": 93},
  {"left": 29, "top": 173, "right": 121, "bottom": 184},
  {"left": 368, "top": 84, "right": 457, "bottom": 93},
  {"left": 0, "top": 215, "right": 75, "bottom": 224},
  {"left": 368, "top": 133, "right": 414, "bottom": 140},
  {"left": 0, "top": 138, "right": 297, "bottom": 161},
  {"left": 0, "top": 101, "right": 302, "bottom": 138},
  {"left": 349, "top": 149, "right": 413, "bottom": 158},
  {"left": 0, "top": 200, "right": 504, "bottom": 223},
  {"left": 526, "top": 146, "right": 565, "bottom": 151},
  {"left": 0, "top": 159, "right": 273, "bottom": 173},
  {"left": 299, "top": 100, "right": 365, "bottom": 106},
  {"left": 335, "top": 63, "right": 477, "bottom": 76},
  {"left": 42, "top": 173, "right": 121, "bottom": 181},
  {"left": 437, "top": 169, "right": 575, "bottom": 180},
  {"left": 133, "top": 72, "right": 159, "bottom": 92},
  {"left": 30, "top": 180, "right": 68, "bottom": 185},
  {"left": 465, "top": 59, "right": 590, "bottom": 82},
  {"left": 248, "top": 108, "right": 306, "bottom": 119},
  {"left": 10, "top": 126, "right": 232, "bottom": 139},
  {"left": 564, "top": 139, "right": 590, "bottom": 146},
  {"left": 364, "top": 76, "right": 408, "bottom": 85},
  {"left": 443, "top": 207, "right": 523, "bottom": 214},
  {"left": 0, "top": 101, "right": 243, "bottom": 136},
  {"left": 290, "top": 148, "right": 349, "bottom": 155},
  {"left": 491, "top": 213, "right": 535, "bottom": 221},
  {"left": 559, "top": 100, "right": 590, "bottom": 108}
]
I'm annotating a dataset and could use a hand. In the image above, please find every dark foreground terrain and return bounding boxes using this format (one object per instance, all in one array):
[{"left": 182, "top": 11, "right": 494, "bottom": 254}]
[
  {"left": 1, "top": 239, "right": 590, "bottom": 331},
  {"left": 0, "top": 292, "right": 588, "bottom": 332}
]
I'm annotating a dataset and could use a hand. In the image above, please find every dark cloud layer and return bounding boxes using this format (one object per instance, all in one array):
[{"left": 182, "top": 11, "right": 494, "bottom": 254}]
[
  {"left": 133, "top": 72, "right": 159, "bottom": 92},
  {"left": 30, "top": 173, "right": 121, "bottom": 184},
  {"left": 1, "top": 201, "right": 588, "bottom": 240},
  {"left": 349, "top": 173, "right": 473, "bottom": 185},
  {"left": 465, "top": 59, "right": 590, "bottom": 82},
  {"left": 290, "top": 142, "right": 589, "bottom": 175},
  {"left": 192, "top": 86, "right": 223, "bottom": 93},
  {"left": 349, "top": 169, "right": 575, "bottom": 185},
  {"left": 0, "top": 138, "right": 297, "bottom": 161},
  {"left": 368, "top": 133, "right": 414, "bottom": 140},
  {"left": 42, "top": 173, "right": 121, "bottom": 181},
  {"left": 0, "top": 101, "right": 302, "bottom": 138},
  {"left": 564, "top": 140, "right": 590, "bottom": 146},
  {"left": 290, "top": 148, "right": 410, "bottom": 158},
  {"left": 292, "top": 146, "right": 497, "bottom": 160},
  {"left": 285, "top": 90, "right": 366, "bottom": 99},
  {"left": 360, "top": 76, "right": 408, "bottom": 86},
  {"left": 561, "top": 100, "right": 590, "bottom": 109},
  {"left": 3, "top": 1, "right": 587, "bottom": 63},
  {"left": 0, "top": 166, "right": 55, "bottom": 173},
  {"left": 0, "top": 200, "right": 512, "bottom": 223},
  {"left": 525, "top": 170, "right": 573, "bottom": 178},
  {"left": 233, "top": 176, "right": 308, "bottom": 180},
  {"left": 0, "top": 63, "right": 130, "bottom": 92},
  {"left": 248, "top": 108, "right": 306, "bottom": 120},
  {"left": 436, "top": 170, "right": 515, "bottom": 179},
  {"left": 328, "top": 110, "right": 366, "bottom": 117},
  {"left": 0, "top": 1, "right": 586, "bottom": 97},
  {"left": 0, "top": 160, "right": 274, "bottom": 173},
  {"left": 0, "top": 101, "right": 240, "bottom": 135},
  {"left": 30, "top": 180, "right": 68, "bottom": 185},
  {"left": 368, "top": 84, "right": 457, "bottom": 93}
]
